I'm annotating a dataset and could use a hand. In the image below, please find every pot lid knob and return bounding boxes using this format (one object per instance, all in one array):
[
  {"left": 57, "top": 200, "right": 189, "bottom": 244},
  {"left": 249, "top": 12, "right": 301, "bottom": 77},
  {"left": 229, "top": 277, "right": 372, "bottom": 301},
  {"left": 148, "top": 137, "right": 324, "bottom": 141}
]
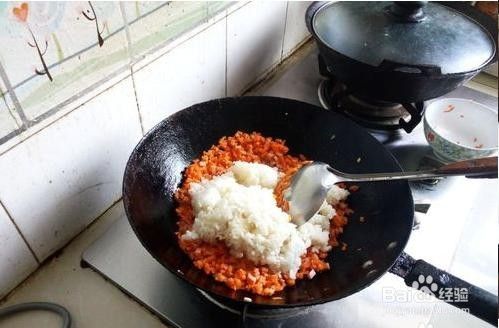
[{"left": 387, "top": 1, "right": 427, "bottom": 22}]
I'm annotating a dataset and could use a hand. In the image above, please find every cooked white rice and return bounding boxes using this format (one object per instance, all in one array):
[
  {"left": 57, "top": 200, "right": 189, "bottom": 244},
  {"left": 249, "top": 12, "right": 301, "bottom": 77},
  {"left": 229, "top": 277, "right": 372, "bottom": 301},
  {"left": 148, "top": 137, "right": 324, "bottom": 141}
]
[{"left": 182, "top": 161, "right": 349, "bottom": 278}]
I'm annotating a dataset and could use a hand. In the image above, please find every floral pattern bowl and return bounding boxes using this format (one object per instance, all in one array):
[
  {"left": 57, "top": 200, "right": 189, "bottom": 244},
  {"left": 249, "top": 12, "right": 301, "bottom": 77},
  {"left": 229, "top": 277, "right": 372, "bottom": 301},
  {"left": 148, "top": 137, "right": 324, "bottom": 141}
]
[{"left": 424, "top": 98, "right": 498, "bottom": 162}]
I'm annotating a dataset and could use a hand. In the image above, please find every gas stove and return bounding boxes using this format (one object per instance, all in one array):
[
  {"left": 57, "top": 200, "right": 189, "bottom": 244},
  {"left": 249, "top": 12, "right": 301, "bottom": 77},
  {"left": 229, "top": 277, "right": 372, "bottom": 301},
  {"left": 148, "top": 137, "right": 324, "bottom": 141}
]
[
  {"left": 82, "top": 45, "right": 498, "bottom": 328},
  {"left": 318, "top": 78, "right": 414, "bottom": 130},
  {"left": 316, "top": 55, "right": 425, "bottom": 133}
]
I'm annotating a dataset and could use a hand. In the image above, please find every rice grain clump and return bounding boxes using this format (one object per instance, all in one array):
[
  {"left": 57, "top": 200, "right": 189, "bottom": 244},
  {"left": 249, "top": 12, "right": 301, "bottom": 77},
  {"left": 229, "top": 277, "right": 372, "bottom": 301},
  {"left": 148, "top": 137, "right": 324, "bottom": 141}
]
[
  {"left": 175, "top": 132, "right": 352, "bottom": 296},
  {"left": 183, "top": 162, "right": 345, "bottom": 278}
]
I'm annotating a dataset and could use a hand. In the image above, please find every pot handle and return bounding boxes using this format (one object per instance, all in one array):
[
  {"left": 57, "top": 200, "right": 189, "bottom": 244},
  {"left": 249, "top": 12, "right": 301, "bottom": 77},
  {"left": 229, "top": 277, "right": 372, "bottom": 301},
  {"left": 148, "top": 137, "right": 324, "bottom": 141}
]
[
  {"left": 390, "top": 252, "right": 498, "bottom": 325},
  {"left": 378, "top": 59, "right": 442, "bottom": 77},
  {"left": 399, "top": 102, "right": 425, "bottom": 133}
]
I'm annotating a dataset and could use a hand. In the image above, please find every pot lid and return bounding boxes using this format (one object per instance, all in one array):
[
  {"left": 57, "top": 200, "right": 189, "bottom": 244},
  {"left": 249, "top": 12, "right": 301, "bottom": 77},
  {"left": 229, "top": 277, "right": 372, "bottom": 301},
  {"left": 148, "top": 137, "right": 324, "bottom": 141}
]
[{"left": 311, "top": 2, "right": 496, "bottom": 74}]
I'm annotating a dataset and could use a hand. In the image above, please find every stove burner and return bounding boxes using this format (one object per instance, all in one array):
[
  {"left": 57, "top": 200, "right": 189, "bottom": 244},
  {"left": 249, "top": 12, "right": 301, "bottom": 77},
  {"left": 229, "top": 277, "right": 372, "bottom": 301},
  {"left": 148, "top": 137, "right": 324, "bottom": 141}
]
[
  {"left": 318, "top": 79, "right": 425, "bottom": 132},
  {"left": 318, "top": 80, "right": 408, "bottom": 130},
  {"left": 316, "top": 56, "right": 425, "bottom": 132},
  {"left": 197, "top": 290, "right": 308, "bottom": 320}
]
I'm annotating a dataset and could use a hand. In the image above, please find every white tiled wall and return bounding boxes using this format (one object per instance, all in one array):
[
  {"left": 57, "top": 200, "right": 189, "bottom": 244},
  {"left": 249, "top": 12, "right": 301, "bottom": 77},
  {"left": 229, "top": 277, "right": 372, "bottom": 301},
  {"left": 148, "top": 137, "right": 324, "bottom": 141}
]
[
  {"left": 282, "top": 2, "right": 311, "bottom": 57},
  {"left": 0, "top": 203, "right": 38, "bottom": 299},
  {"left": 0, "top": 1, "right": 311, "bottom": 299},
  {"left": 134, "top": 18, "right": 226, "bottom": 131},
  {"left": 0, "top": 2, "right": 130, "bottom": 122},
  {"left": 227, "top": 1, "right": 287, "bottom": 96},
  {"left": 0, "top": 77, "right": 142, "bottom": 262}
]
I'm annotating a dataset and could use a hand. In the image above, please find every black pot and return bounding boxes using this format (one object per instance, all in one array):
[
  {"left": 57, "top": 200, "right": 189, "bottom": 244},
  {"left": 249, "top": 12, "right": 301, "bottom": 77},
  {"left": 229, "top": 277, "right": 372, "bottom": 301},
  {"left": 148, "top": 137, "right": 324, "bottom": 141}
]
[{"left": 306, "top": 1, "right": 497, "bottom": 103}]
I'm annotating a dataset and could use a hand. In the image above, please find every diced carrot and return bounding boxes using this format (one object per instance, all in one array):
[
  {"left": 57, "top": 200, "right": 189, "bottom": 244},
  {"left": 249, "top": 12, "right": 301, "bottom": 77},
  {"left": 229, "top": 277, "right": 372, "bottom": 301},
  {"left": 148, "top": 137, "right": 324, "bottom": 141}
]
[
  {"left": 175, "top": 132, "right": 351, "bottom": 296},
  {"left": 349, "top": 185, "right": 360, "bottom": 192},
  {"left": 444, "top": 105, "right": 455, "bottom": 112}
]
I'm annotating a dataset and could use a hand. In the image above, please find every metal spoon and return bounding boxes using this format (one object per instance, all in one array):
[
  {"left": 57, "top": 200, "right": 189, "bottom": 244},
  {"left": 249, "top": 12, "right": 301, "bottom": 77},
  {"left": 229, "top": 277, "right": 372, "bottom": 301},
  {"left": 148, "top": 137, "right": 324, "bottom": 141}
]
[{"left": 287, "top": 156, "right": 498, "bottom": 225}]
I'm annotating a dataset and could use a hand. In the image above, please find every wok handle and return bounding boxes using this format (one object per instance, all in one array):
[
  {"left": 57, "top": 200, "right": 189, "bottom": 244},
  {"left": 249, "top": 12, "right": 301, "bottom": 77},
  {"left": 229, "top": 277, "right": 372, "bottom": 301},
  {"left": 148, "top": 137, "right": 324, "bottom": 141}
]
[
  {"left": 390, "top": 252, "right": 498, "bottom": 325},
  {"left": 436, "top": 157, "right": 498, "bottom": 179}
]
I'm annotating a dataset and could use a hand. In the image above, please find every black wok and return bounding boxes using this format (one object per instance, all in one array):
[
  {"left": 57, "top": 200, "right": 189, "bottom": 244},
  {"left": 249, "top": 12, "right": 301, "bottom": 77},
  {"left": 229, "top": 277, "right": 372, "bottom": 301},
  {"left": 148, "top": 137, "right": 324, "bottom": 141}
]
[{"left": 123, "top": 97, "right": 497, "bottom": 325}]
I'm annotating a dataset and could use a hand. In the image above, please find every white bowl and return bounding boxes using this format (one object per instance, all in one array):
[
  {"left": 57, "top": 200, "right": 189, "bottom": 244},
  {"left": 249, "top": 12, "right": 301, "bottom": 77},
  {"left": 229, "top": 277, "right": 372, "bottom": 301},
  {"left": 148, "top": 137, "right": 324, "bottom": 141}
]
[{"left": 423, "top": 98, "right": 498, "bottom": 162}]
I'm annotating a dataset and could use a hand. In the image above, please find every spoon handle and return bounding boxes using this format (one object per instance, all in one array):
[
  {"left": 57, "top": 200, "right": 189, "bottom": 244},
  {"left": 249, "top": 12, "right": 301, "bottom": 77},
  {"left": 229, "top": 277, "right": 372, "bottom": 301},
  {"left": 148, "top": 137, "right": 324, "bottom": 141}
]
[
  {"left": 329, "top": 157, "right": 498, "bottom": 182},
  {"left": 436, "top": 157, "right": 498, "bottom": 178}
]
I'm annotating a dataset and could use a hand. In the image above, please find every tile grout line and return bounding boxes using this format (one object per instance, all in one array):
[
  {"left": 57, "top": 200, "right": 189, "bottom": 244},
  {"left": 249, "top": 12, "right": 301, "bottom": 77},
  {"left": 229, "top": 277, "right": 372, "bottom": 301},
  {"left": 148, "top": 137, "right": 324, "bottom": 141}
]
[
  {"left": 225, "top": 10, "right": 228, "bottom": 97},
  {"left": 129, "top": 71, "right": 145, "bottom": 135},
  {"left": 38, "top": 196, "right": 125, "bottom": 267},
  {"left": 130, "top": 12, "right": 228, "bottom": 76},
  {"left": 280, "top": 1, "right": 290, "bottom": 62},
  {"left": 0, "top": 199, "right": 40, "bottom": 264},
  {"left": 0, "top": 87, "right": 8, "bottom": 108},
  {"left": 0, "top": 72, "right": 130, "bottom": 158},
  {"left": 222, "top": 1, "right": 252, "bottom": 96},
  {"left": 241, "top": 40, "right": 315, "bottom": 96},
  {"left": 0, "top": 85, "right": 20, "bottom": 126},
  {"left": 31, "top": 66, "right": 130, "bottom": 125},
  {"left": 0, "top": 129, "right": 22, "bottom": 146},
  {"left": 0, "top": 62, "right": 30, "bottom": 128},
  {"left": 119, "top": 2, "right": 134, "bottom": 63},
  {"left": 0, "top": 64, "right": 129, "bottom": 152},
  {"left": 0, "top": 197, "right": 125, "bottom": 302},
  {"left": 120, "top": 2, "right": 145, "bottom": 136}
]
